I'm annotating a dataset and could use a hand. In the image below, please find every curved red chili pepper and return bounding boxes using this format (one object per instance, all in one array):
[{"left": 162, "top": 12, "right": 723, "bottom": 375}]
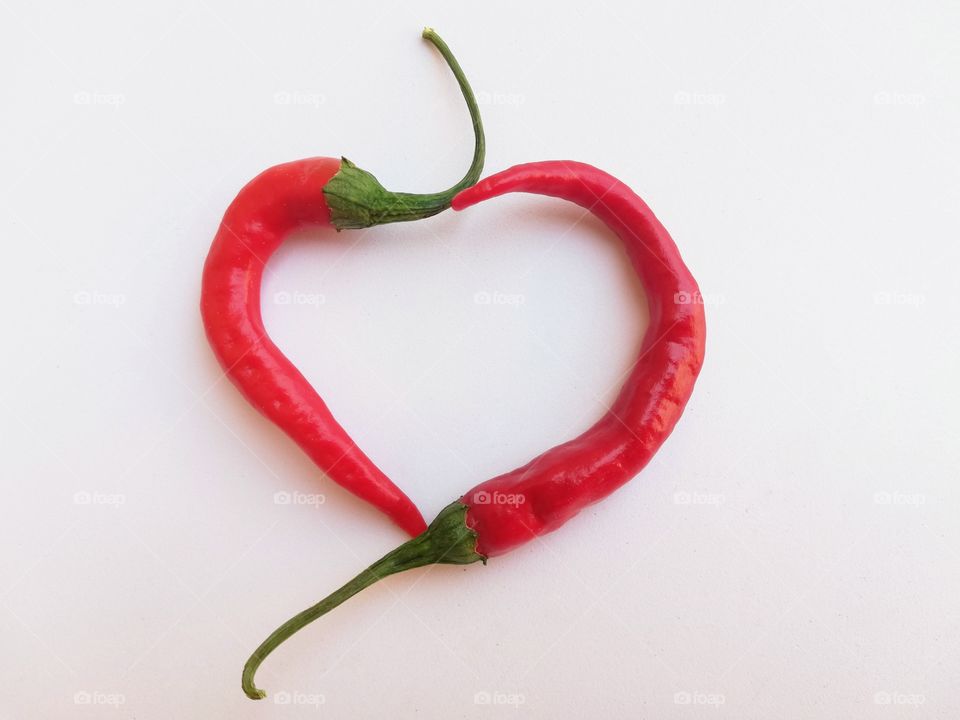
[
  {"left": 453, "top": 161, "right": 706, "bottom": 556},
  {"left": 241, "top": 161, "right": 706, "bottom": 699},
  {"left": 201, "top": 157, "right": 429, "bottom": 537},
  {"left": 201, "top": 30, "right": 484, "bottom": 538}
]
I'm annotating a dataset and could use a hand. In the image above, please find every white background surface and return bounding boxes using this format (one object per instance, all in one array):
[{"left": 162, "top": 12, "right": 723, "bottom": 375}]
[{"left": 2, "top": 1, "right": 958, "bottom": 718}]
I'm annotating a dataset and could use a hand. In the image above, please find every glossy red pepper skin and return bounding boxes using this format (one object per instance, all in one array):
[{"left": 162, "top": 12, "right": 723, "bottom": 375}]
[
  {"left": 200, "top": 157, "right": 428, "bottom": 538},
  {"left": 452, "top": 161, "right": 706, "bottom": 557}
]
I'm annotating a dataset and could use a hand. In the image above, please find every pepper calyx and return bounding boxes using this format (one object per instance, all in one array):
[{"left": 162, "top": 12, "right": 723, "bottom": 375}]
[
  {"left": 323, "top": 157, "right": 462, "bottom": 230},
  {"left": 322, "top": 28, "right": 484, "bottom": 231}
]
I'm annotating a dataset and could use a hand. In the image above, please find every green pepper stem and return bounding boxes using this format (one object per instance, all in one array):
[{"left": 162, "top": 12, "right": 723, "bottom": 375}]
[
  {"left": 415, "top": 27, "right": 485, "bottom": 200},
  {"left": 323, "top": 28, "right": 486, "bottom": 230},
  {"left": 242, "top": 501, "right": 485, "bottom": 700}
]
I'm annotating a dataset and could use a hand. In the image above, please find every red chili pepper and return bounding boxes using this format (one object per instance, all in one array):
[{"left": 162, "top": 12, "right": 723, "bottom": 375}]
[
  {"left": 200, "top": 29, "right": 484, "bottom": 538},
  {"left": 241, "top": 160, "right": 706, "bottom": 699}
]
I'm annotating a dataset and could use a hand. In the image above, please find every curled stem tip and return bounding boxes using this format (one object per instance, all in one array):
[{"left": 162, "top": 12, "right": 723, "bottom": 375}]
[
  {"left": 323, "top": 29, "right": 486, "bottom": 230},
  {"left": 241, "top": 502, "right": 484, "bottom": 700}
]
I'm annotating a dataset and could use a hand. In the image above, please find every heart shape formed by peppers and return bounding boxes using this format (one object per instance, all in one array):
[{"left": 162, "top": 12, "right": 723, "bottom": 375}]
[
  {"left": 202, "top": 156, "right": 705, "bottom": 548},
  {"left": 199, "top": 30, "right": 705, "bottom": 700},
  {"left": 203, "top": 157, "right": 705, "bottom": 699}
]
